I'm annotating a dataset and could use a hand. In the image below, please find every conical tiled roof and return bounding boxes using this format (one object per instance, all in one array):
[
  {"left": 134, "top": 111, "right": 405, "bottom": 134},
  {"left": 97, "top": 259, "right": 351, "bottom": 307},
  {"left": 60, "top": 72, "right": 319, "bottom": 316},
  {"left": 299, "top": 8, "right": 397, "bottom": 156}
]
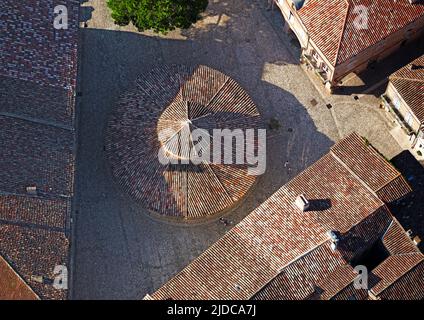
[{"left": 106, "top": 65, "right": 262, "bottom": 220}]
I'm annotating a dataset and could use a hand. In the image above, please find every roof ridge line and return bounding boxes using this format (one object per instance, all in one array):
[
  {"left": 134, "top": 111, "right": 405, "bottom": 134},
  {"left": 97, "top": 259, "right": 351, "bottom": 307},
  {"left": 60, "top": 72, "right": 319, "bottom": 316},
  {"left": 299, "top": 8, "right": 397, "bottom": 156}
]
[
  {"left": 0, "top": 218, "right": 67, "bottom": 234},
  {"left": 355, "top": 134, "right": 404, "bottom": 190},
  {"left": 0, "top": 111, "right": 74, "bottom": 131},
  {"left": 334, "top": 0, "right": 351, "bottom": 66},
  {"left": 208, "top": 164, "right": 235, "bottom": 202},
  {"left": 394, "top": 252, "right": 424, "bottom": 258},
  {"left": 330, "top": 151, "right": 384, "bottom": 203},
  {"left": 381, "top": 219, "right": 395, "bottom": 240},
  {"left": 248, "top": 238, "right": 331, "bottom": 299},
  {"left": 374, "top": 174, "right": 411, "bottom": 198},
  {"left": 386, "top": 215, "right": 423, "bottom": 253},
  {"left": 390, "top": 76, "right": 424, "bottom": 83},
  {"left": 0, "top": 72, "right": 74, "bottom": 92},
  {"left": 0, "top": 190, "right": 72, "bottom": 200},
  {"left": 332, "top": 142, "right": 409, "bottom": 201},
  {"left": 205, "top": 76, "right": 231, "bottom": 108},
  {"left": 321, "top": 265, "right": 357, "bottom": 300}
]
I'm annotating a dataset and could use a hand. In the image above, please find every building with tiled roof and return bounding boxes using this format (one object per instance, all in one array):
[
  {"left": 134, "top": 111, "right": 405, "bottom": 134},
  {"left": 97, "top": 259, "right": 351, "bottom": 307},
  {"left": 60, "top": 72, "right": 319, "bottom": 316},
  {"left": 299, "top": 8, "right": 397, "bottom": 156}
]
[
  {"left": 0, "top": 0, "right": 79, "bottom": 299},
  {"left": 106, "top": 65, "right": 262, "bottom": 221},
  {"left": 274, "top": 0, "right": 424, "bottom": 90},
  {"left": 147, "top": 133, "right": 423, "bottom": 300},
  {"left": 382, "top": 54, "right": 424, "bottom": 158},
  {"left": 0, "top": 0, "right": 79, "bottom": 127}
]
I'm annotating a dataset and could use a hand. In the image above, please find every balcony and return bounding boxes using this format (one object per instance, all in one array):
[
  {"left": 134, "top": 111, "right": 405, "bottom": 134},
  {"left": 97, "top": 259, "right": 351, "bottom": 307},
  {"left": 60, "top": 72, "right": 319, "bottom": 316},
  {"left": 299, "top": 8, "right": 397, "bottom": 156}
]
[
  {"left": 302, "top": 54, "right": 329, "bottom": 83},
  {"left": 381, "top": 94, "right": 414, "bottom": 136}
]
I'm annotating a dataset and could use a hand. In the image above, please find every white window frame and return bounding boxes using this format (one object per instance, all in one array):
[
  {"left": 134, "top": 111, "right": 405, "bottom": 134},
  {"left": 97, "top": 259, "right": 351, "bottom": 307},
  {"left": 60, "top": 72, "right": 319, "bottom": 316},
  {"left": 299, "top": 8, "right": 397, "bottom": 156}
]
[
  {"left": 405, "top": 112, "right": 413, "bottom": 126},
  {"left": 393, "top": 95, "right": 401, "bottom": 110}
]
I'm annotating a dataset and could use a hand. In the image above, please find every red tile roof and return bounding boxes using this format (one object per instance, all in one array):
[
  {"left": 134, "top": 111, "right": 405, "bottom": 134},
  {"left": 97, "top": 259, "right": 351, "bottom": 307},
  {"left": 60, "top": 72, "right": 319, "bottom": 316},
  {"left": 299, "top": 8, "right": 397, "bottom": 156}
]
[
  {"left": 314, "top": 264, "right": 358, "bottom": 300},
  {"left": 331, "top": 132, "right": 411, "bottom": 201},
  {"left": 371, "top": 254, "right": 423, "bottom": 297},
  {"left": 150, "top": 133, "right": 417, "bottom": 300},
  {"left": 252, "top": 242, "right": 348, "bottom": 300},
  {"left": 0, "top": 0, "right": 79, "bottom": 90},
  {"left": 375, "top": 260, "right": 424, "bottom": 300},
  {"left": 389, "top": 54, "right": 424, "bottom": 124},
  {"left": 0, "top": 1, "right": 79, "bottom": 127},
  {"left": 298, "top": 0, "right": 424, "bottom": 67},
  {"left": 106, "top": 65, "right": 261, "bottom": 220},
  {"left": 0, "top": 116, "right": 75, "bottom": 197},
  {"left": 382, "top": 219, "right": 420, "bottom": 256},
  {"left": 0, "top": 195, "right": 70, "bottom": 230},
  {"left": 0, "top": 255, "right": 38, "bottom": 300},
  {"left": 0, "top": 0, "right": 78, "bottom": 300},
  {"left": 0, "top": 224, "right": 69, "bottom": 300},
  {"left": 0, "top": 75, "right": 75, "bottom": 128}
]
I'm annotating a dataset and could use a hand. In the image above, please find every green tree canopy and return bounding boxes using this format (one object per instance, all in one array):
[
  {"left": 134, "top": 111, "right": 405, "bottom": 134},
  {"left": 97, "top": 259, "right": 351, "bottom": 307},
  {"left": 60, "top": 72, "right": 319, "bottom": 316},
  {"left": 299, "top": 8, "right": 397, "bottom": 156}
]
[{"left": 107, "top": 0, "right": 208, "bottom": 34}]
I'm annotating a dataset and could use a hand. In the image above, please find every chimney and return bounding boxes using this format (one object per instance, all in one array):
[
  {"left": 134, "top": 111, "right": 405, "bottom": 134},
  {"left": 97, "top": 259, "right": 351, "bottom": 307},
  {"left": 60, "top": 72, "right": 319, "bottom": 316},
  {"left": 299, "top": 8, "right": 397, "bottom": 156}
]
[
  {"left": 327, "top": 230, "right": 340, "bottom": 251},
  {"left": 26, "top": 186, "right": 37, "bottom": 196},
  {"left": 295, "top": 194, "right": 310, "bottom": 212},
  {"left": 30, "top": 275, "right": 44, "bottom": 284}
]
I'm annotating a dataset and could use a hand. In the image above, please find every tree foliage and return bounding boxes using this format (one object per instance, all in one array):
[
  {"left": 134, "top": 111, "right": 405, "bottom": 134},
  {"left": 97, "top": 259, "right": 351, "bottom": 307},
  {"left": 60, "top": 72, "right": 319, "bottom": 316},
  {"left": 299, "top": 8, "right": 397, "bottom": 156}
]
[{"left": 107, "top": 0, "right": 208, "bottom": 34}]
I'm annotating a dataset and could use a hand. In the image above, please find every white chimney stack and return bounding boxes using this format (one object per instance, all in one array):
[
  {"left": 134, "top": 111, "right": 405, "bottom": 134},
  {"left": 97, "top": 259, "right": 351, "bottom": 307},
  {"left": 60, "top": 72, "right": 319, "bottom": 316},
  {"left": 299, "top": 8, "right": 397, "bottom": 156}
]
[
  {"left": 295, "top": 194, "right": 310, "bottom": 212},
  {"left": 26, "top": 186, "right": 37, "bottom": 195}
]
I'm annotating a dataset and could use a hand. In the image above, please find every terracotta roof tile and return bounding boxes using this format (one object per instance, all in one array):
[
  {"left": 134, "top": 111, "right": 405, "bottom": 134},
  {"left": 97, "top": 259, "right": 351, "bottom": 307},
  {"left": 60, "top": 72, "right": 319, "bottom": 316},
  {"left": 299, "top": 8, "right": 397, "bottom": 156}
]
[
  {"left": 382, "top": 219, "right": 420, "bottom": 256},
  {"left": 0, "top": 224, "right": 69, "bottom": 300},
  {"left": 315, "top": 265, "right": 358, "bottom": 300},
  {"left": 106, "top": 65, "right": 261, "bottom": 220},
  {"left": 0, "top": 0, "right": 79, "bottom": 90},
  {"left": 0, "top": 255, "right": 38, "bottom": 300},
  {"left": 389, "top": 55, "right": 424, "bottom": 123},
  {"left": 370, "top": 253, "right": 424, "bottom": 297},
  {"left": 0, "top": 116, "right": 75, "bottom": 197},
  {"left": 375, "top": 260, "right": 424, "bottom": 300},
  {"left": 298, "top": 0, "right": 424, "bottom": 66},
  {"left": 252, "top": 242, "right": 348, "bottom": 300},
  {"left": 0, "top": 75, "right": 75, "bottom": 128},
  {"left": 331, "top": 132, "right": 411, "bottom": 200},
  {"left": 0, "top": 195, "right": 69, "bottom": 230},
  {"left": 0, "top": 0, "right": 78, "bottom": 299},
  {"left": 150, "top": 133, "right": 411, "bottom": 300}
]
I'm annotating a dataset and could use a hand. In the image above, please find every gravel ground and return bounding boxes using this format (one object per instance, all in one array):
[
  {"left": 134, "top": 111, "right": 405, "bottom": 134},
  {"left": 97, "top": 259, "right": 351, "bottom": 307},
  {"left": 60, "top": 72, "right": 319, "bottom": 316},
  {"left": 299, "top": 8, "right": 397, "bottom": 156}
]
[{"left": 73, "top": 0, "right": 404, "bottom": 299}]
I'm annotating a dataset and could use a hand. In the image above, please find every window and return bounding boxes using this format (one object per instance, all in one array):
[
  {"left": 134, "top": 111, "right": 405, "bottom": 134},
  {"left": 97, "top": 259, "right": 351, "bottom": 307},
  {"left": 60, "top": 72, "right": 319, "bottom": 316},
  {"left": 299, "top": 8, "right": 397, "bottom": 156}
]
[
  {"left": 323, "top": 64, "right": 329, "bottom": 73},
  {"left": 393, "top": 95, "right": 401, "bottom": 110},
  {"left": 405, "top": 112, "right": 414, "bottom": 126}
]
